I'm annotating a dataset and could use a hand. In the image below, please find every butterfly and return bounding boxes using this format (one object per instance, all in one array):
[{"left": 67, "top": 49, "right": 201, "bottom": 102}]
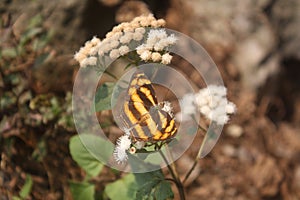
[{"left": 121, "top": 70, "right": 177, "bottom": 142}]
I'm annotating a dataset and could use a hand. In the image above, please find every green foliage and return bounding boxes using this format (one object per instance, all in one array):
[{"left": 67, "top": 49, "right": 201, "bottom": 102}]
[
  {"left": 57, "top": 92, "right": 75, "bottom": 130},
  {"left": 19, "top": 175, "right": 33, "bottom": 199},
  {"left": 0, "top": 92, "right": 17, "bottom": 109},
  {"left": 69, "top": 134, "right": 116, "bottom": 200},
  {"left": 69, "top": 181, "right": 95, "bottom": 200},
  {"left": 13, "top": 174, "right": 33, "bottom": 200},
  {"left": 69, "top": 134, "right": 173, "bottom": 200},
  {"left": 0, "top": 14, "right": 53, "bottom": 60},
  {"left": 1, "top": 47, "right": 18, "bottom": 58},
  {"left": 95, "top": 83, "right": 115, "bottom": 111},
  {"left": 104, "top": 174, "right": 138, "bottom": 200},
  {"left": 69, "top": 134, "right": 114, "bottom": 177},
  {"left": 31, "top": 139, "right": 47, "bottom": 162},
  {"left": 134, "top": 170, "right": 174, "bottom": 200},
  {"left": 25, "top": 93, "right": 74, "bottom": 129}
]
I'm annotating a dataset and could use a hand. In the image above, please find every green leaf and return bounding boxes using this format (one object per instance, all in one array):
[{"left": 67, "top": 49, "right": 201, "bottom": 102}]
[
  {"left": 19, "top": 27, "right": 43, "bottom": 47},
  {"left": 134, "top": 169, "right": 164, "bottom": 184},
  {"left": 153, "top": 180, "right": 174, "bottom": 200},
  {"left": 27, "top": 14, "right": 43, "bottom": 29},
  {"left": 94, "top": 83, "right": 115, "bottom": 111},
  {"left": 134, "top": 170, "right": 174, "bottom": 200},
  {"left": 69, "top": 135, "right": 103, "bottom": 177},
  {"left": 1, "top": 92, "right": 17, "bottom": 109},
  {"left": 33, "top": 53, "right": 51, "bottom": 68},
  {"left": 69, "top": 181, "right": 95, "bottom": 200},
  {"left": 19, "top": 174, "right": 33, "bottom": 199},
  {"left": 69, "top": 134, "right": 113, "bottom": 177},
  {"left": 136, "top": 180, "right": 159, "bottom": 200},
  {"left": 104, "top": 174, "right": 137, "bottom": 200},
  {"left": 31, "top": 139, "right": 47, "bottom": 162},
  {"left": 1, "top": 47, "right": 18, "bottom": 58}
]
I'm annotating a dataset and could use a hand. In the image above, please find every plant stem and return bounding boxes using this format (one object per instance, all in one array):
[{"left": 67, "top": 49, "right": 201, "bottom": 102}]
[
  {"left": 182, "top": 158, "right": 198, "bottom": 184},
  {"left": 183, "top": 121, "right": 207, "bottom": 184},
  {"left": 158, "top": 145, "right": 185, "bottom": 200},
  {"left": 104, "top": 70, "right": 118, "bottom": 80},
  {"left": 167, "top": 146, "right": 186, "bottom": 200}
]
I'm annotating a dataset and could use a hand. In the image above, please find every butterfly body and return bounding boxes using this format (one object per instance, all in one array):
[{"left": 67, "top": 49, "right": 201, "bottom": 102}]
[{"left": 122, "top": 71, "right": 177, "bottom": 142}]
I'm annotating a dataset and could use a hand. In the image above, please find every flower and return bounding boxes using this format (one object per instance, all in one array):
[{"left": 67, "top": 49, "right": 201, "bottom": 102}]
[
  {"left": 148, "top": 29, "right": 167, "bottom": 40},
  {"left": 113, "top": 147, "right": 128, "bottom": 164},
  {"left": 176, "top": 93, "right": 195, "bottom": 122},
  {"left": 109, "top": 40, "right": 120, "bottom": 49},
  {"left": 74, "top": 51, "right": 86, "bottom": 64},
  {"left": 161, "top": 101, "right": 174, "bottom": 118},
  {"left": 140, "top": 50, "right": 152, "bottom": 61},
  {"left": 129, "top": 147, "right": 136, "bottom": 154},
  {"left": 116, "top": 135, "right": 131, "bottom": 149},
  {"left": 226, "top": 102, "right": 236, "bottom": 114},
  {"left": 165, "top": 34, "right": 177, "bottom": 45},
  {"left": 123, "top": 26, "right": 135, "bottom": 33},
  {"left": 113, "top": 135, "right": 132, "bottom": 163},
  {"left": 119, "top": 33, "right": 133, "bottom": 44},
  {"left": 133, "top": 32, "right": 144, "bottom": 41},
  {"left": 176, "top": 85, "right": 236, "bottom": 125},
  {"left": 135, "top": 29, "right": 177, "bottom": 63},
  {"left": 135, "top": 27, "right": 146, "bottom": 34},
  {"left": 74, "top": 14, "right": 171, "bottom": 68},
  {"left": 119, "top": 45, "right": 130, "bottom": 56},
  {"left": 74, "top": 36, "right": 101, "bottom": 67},
  {"left": 151, "top": 52, "right": 162, "bottom": 62},
  {"left": 109, "top": 49, "right": 120, "bottom": 59},
  {"left": 80, "top": 57, "right": 97, "bottom": 67},
  {"left": 195, "top": 85, "right": 236, "bottom": 125},
  {"left": 136, "top": 44, "right": 150, "bottom": 54},
  {"left": 161, "top": 53, "right": 173, "bottom": 64},
  {"left": 91, "top": 37, "right": 101, "bottom": 45},
  {"left": 89, "top": 47, "right": 98, "bottom": 56},
  {"left": 157, "top": 19, "right": 166, "bottom": 26}
]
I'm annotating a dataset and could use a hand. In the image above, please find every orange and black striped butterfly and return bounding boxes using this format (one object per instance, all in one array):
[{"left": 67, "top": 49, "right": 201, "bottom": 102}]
[{"left": 121, "top": 70, "right": 177, "bottom": 142}]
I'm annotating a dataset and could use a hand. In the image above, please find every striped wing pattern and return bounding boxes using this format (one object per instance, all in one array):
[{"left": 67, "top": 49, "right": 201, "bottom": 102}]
[{"left": 122, "top": 71, "right": 177, "bottom": 141}]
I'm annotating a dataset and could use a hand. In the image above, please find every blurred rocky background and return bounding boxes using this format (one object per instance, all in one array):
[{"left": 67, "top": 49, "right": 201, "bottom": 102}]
[{"left": 1, "top": 0, "right": 300, "bottom": 199}]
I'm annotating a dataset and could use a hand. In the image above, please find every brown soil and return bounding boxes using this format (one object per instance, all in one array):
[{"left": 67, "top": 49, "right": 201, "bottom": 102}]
[{"left": 1, "top": 0, "right": 300, "bottom": 199}]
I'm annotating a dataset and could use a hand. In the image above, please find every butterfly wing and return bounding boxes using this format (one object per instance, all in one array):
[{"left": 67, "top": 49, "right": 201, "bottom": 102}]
[{"left": 122, "top": 70, "right": 177, "bottom": 141}]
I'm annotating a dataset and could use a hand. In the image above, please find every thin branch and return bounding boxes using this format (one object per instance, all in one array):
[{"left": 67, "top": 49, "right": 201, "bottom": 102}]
[
  {"left": 157, "top": 144, "right": 185, "bottom": 200},
  {"left": 182, "top": 158, "right": 198, "bottom": 184}
]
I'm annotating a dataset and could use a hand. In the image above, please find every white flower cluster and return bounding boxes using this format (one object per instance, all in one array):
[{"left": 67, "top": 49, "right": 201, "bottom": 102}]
[
  {"left": 74, "top": 37, "right": 101, "bottom": 67},
  {"left": 177, "top": 85, "right": 236, "bottom": 125},
  {"left": 74, "top": 14, "right": 166, "bottom": 68},
  {"left": 136, "top": 29, "right": 177, "bottom": 64}
]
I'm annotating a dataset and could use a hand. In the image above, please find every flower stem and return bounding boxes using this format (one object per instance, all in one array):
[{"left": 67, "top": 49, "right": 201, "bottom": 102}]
[
  {"left": 158, "top": 144, "right": 185, "bottom": 200},
  {"left": 182, "top": 158, "right": 198, "bottom": 184},
  {"left": 183, "top": 121, "right": 207, "bottom": 184}
]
